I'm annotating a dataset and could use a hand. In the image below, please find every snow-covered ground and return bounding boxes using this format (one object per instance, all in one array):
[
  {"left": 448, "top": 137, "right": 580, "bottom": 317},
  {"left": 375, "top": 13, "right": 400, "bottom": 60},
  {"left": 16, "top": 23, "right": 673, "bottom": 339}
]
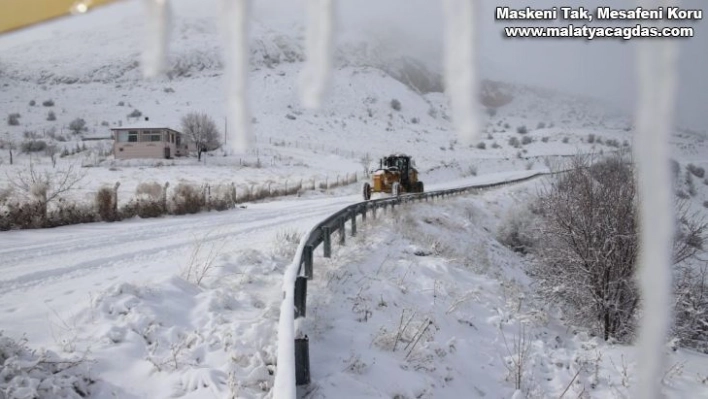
[{"left": 1, "top": 0, "right": 707, "bottom": 398}]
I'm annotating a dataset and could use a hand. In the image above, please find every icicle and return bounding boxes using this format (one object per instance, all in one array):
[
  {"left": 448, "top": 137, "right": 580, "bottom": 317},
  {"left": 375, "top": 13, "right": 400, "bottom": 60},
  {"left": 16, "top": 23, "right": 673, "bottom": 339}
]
[
  {"left": 142, "top": 0, "right": 171, "bottom": 79},
  {"left": 299, "top": 0, "right": 335, "bottom": 109},
  {"left": 633, "top": 0, "right": 679, "bottom": 397},
  {"left": 442, "top": 0, "right": 479, "bottom": 146},
  {"left": 221, "top": 0, "right": 252, "bottom": 154}
]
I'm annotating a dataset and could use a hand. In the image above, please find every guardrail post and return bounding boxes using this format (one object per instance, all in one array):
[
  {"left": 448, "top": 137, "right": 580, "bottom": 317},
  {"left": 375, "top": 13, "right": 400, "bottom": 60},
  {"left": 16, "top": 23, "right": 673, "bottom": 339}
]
[
  {"left": 294, "top": 276, "right": 307, "bottom": 318},
  {"left": 362, "top": 205, "right": 367, "bottom": 221},
  {"left": 350, "top": 210, "right": 357, "bottom": 236},
  {"left": 323, "top": 226, "right": 332, "bottom": 258},
  {"left": 339, "top": 218, "right": 346, "bottom": 245},
  {"left": 303, "top": 245, "right": 314, "bottom": 280},
  {"left": 295, "top": 335, "right": 311, "bottom": 385}
]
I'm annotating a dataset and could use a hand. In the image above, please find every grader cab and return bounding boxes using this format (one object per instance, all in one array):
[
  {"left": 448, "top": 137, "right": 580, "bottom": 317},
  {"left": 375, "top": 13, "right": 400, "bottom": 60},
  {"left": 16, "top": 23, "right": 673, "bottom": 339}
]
[{"left": 362, "top": 154, "right": 424, "bottom": 200}]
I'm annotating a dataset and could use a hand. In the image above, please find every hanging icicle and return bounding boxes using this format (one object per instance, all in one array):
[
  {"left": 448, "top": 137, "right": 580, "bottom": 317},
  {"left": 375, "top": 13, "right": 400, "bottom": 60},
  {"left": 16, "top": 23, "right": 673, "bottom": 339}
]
[
  {"left": 442, "top": 0, "right": 479, "bottom": 146},
  {"left": 634, "top": 0, "right": 679, "bottom": 398},
  {"left": 299, "top": 0, "right": 335, "bottom": 109},
  {"left": 221, "top": 0, "right": 252, "bottom": 154},
  {"left": 142, "top": 0, "right": 171, "bottom": 79}
]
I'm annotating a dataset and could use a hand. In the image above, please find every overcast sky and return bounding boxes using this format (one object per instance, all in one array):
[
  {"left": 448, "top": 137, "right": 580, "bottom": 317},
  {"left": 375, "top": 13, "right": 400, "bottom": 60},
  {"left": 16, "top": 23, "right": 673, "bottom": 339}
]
[{"left": 258, "top": 0, "right": 706, "bottom": 131}]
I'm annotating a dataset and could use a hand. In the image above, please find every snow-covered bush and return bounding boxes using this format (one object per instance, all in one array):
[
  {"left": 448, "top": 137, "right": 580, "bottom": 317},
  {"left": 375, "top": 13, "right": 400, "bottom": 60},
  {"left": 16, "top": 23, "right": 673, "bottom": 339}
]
[
  {"left": 687, "top": 163, "right": 705, "bottom": 179},
  {"left": 390, "top": 99, "right": 401, "bottom": 111},
  {"left": 68, "top": 118, "right": 87, "bottom": 135},
  {"left": 0, "top": 331, "right": 95, "bottom": 398},
  {"left": 20, "top": 140, "right": 47, "bottom": 153},
  {"left": 7, "top": 113, "right": 20, "bottom": 126},
  {"left": 272, "top": 228, "right": 302, "bottom": 260},
  {"left": 171, "top": 183, "right": 205, "bottom": 215},
  {"left": 96, "top": 185, "right": 118, "bottom": 222},
  {"left": 497, "top": 206, "right": 538, "bottom": 255}
]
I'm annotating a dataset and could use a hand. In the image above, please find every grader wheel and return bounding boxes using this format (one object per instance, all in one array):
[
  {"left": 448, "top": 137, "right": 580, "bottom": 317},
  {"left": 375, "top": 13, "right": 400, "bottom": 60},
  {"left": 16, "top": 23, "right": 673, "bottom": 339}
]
[
  {"left": 362, "top": 182, "right": 372, "bottom": 201},
  {"left": 392, "top": 182, "right": 401, "bottom": 197}
]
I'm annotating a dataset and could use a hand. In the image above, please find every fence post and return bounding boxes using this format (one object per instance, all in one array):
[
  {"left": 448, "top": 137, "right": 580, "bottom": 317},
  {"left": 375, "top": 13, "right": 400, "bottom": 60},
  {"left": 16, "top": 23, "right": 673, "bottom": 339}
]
[
  {"left": 339, "top": 218, "right": 346, "bottom": 245},
  {"left": 303, "top": 245, "right": 314, "bottom": 280},
  {"left": 323, "top": 226, "right": 332, "bottom": 258},
  {"left": 295, "top": 336, "right": 311, "bottom": 385},
  {"left": 294, "top": 276, "right": 307, "bottom": 318}
]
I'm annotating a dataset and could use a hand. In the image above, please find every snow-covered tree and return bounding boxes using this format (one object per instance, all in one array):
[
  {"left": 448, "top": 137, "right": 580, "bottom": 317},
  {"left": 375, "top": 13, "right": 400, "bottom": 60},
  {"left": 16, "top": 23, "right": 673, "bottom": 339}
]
[
  {"left": 531, "top": 154, "right": 705, "bottom": 342},
  {"left": 180, "top": 112, "right": 221, "bottom": 161}
]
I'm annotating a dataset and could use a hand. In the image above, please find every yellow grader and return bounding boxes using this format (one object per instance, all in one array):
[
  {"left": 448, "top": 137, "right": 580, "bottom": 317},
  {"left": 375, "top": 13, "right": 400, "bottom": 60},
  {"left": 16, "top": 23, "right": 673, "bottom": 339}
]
[{"left": 362, "top": 154, "right": 424, "bottom": 200}]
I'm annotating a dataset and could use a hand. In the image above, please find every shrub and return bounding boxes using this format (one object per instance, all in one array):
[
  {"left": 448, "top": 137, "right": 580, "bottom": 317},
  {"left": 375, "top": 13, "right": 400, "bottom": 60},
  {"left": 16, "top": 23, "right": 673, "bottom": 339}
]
[
  {"left": 47, "top": 111, "right": 56, "bottom": 121},
  {"left": 127, "top": 109, "right": 142, "bottom": 118},
  {"left": 687, "top": 163, "right": 705, "bottom": 179},
  {"left": 521, "top": 136, "right": 532, "bottom": 145},
  {"left": 486, "top": 108, "right": 497, "bottom": 117},
  {"left": 171, "top": 183, "right": 205, "bottom": 215},
  {"left": 516, "top": 126, "right": 527, "bottom": 134},
  {"left": 390, "top": 99, "right": 401, "bottom": 111},
  {"left": 537, "top": 122, "right": 546, "bottom": 129},
  {"left": 411, "top": 117, "right": 419, "bottom": 124},
  {"left": 605, "top": 139, "right": 620, "bottom": 148},
  {"left": 541, "top": 137, "right": 549, "bottom": 143},
  {"left": 8, "top": 113, "right": 20, "bottom": 126},
  {"left": 587, "top": 133, "right": 595, "bottom": 143},
  {"left": 508, "top": 136, "right": 520, "bottom": 148},
  {"left": 20, "top": 140, "right": 47, "bottom": 153},
  {"left": 118, "top": 101, "right": 125, "bottom": 106},
  {"left": 45, "top": 200, "right": 96, "bottom": 227},
  {"left": 135, "top": 181, "right": 163, "bottom": 200},
  {"left": 476, "top": 142, "right": 486, "bottom": 150},
  {"left": 68, "top": 118, "right": 87, "bottom": 135},
  {"left": 491, "top": 142, "right": 501, "bottom": 149},
  {"left": 29, "top": 100, "right": 36, "bottom": 106},
  {"left": 562, "top": 137, "right": 569, "bottom": 144},
  {"left": 96, "top": 186, "right": 118, "bottom": 222},
  {"left": 497, "top": 207, "right": 538, "bottom": 255},
  {"left": 42, "top": 99, "right": 54, "bottom": 107}
]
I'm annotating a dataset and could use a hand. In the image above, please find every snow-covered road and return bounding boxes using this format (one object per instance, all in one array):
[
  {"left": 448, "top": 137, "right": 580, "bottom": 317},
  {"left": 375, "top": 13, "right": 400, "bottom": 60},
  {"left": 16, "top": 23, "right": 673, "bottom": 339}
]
[{"left": 0, "top": 193, "right": 359, "bottom": 341}]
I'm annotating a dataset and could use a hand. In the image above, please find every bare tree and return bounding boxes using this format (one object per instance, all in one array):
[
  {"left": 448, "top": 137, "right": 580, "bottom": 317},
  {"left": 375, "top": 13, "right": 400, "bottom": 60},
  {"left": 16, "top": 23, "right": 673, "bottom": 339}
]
[
  {"left": 360, "top": 153, "right": 372, "bottom": 177},
  {"left": 530, "top": 154, "right": 705, "bottom": 342},
  {"left": 68, "top": 118, "right": 87, "bottom": 135},
  {"left": 180, "top": 112, "right": 221, "bottom": 161},
  {"left": 45, "top": 144, "right": 58, "bottom": 168},
  {"left": 6, "top": 158, "right": 86, "bottom": 223},
  {"left": 1, "top": 133, "right": 15, "bottom": 165}
]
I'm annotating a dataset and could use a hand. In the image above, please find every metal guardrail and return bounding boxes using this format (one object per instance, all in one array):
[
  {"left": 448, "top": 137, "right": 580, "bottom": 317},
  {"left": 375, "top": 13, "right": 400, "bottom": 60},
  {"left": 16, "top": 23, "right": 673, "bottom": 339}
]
[{"left": 272, "top": 171, "right": 549, "bottom": 395}]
